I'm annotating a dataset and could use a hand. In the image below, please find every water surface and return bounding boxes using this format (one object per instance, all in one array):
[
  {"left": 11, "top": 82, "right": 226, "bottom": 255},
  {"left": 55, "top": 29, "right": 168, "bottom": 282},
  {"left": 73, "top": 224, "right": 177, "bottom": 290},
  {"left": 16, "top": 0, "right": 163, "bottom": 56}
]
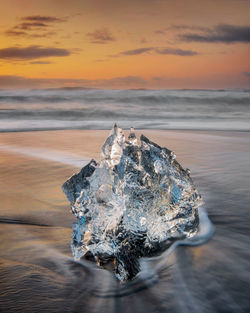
[{"left": 0, "top": 89, "right": 249, "bottom": 131}]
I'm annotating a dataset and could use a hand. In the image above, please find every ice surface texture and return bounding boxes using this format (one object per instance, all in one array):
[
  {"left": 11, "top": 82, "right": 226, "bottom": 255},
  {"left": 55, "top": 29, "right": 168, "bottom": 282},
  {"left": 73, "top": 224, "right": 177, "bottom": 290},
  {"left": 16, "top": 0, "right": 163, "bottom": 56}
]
[{"left": 62, "top": 125, "right": 202, "bottom": 281}]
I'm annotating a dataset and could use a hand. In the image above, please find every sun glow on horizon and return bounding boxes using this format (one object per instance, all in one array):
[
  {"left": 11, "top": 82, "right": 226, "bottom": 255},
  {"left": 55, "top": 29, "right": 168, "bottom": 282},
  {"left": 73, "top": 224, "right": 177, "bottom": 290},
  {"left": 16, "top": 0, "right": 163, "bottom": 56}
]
[{"left": 0, "top": 0, "right": 249, "bottom": 89}]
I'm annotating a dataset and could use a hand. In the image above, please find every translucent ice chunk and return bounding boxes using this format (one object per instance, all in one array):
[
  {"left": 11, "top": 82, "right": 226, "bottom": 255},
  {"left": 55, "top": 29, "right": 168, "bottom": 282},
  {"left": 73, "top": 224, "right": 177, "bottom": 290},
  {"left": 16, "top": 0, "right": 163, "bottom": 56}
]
[{"left": 62, "top": 125, "right": 202, "bottom": 281}]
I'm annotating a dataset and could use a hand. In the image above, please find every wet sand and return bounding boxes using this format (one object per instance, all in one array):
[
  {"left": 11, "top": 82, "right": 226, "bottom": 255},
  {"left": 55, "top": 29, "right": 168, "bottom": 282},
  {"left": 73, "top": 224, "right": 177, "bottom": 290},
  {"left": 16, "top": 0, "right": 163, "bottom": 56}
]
[{"left": 0, "top": 129, "right": 250, "bottom": 312}]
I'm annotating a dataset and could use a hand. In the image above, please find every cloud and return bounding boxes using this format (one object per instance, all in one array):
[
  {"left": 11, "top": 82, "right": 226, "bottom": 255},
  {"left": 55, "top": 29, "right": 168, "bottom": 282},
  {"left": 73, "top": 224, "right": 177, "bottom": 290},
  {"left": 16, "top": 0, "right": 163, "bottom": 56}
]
[
  {"left": 120, "top": 47, "right": 153, "bottom": 55},
  {"left": 112, "top": 47, "right": 198, "bottom": 57},
  {"left": 5, "top": 30, "right": 27, "bottom": 37},
  {"left": 163, "top": 25, "right": 210, "bottom": 33},
  {"left": 21, "top": 15, "right": 66, "bottom": 23},
  {"left": 155, "top": 48, "right": 198, "bottom": 56},
  {"left": 0, "top": 46, "right": 70, "bottom": 60},
  {"left": 30, "top": 61, "right": 53, "bottom": 64},
  {"left": 171, "top": 25, "right": 209, "bottom": 32},
  {"left": 5, "top": 15, "right": 66, "bottom": 38},
  {"left": 87, "top": 28, "right": 115, "bottom": 43},
  {"left": 15, "top": 22, "right": 49, "bottom": 30},
  {"left": 243, "top": 72, "right": 250, "bottom": 77},
  {"left": 5, "top": 30, "right": 56, "bottom": 38},
  {"left": 155, "top": 25, "right": 209, "bottom": 35},
  {"left": 179, "top": 24, "right": 250, "bottom": 43},
  {"left": 0, "top": 75, "right": 146, "bottom": 89},
  {"left": 28, "top": 31, "right": 57, "bottom": 38}
]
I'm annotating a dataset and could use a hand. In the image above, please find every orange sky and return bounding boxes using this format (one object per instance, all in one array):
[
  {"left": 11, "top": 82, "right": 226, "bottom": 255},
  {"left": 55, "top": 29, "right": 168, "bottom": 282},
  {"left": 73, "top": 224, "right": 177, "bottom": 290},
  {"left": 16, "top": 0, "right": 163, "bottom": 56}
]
[{"left": 0, "top": 0, "right": 249, "bottom": 89}]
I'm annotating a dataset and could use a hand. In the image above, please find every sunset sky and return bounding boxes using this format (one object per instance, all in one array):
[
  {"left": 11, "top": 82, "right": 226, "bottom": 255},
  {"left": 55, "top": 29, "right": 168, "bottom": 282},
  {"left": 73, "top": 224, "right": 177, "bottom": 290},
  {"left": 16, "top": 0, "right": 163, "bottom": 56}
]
[{"left": 0, "top": 0, "right": 249, "bottom": 89}]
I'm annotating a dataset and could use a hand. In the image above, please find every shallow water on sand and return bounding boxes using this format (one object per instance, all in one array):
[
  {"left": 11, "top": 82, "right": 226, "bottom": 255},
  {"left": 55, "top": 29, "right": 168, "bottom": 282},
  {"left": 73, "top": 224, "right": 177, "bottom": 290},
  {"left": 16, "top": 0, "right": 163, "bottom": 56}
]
[{"left": 0, "top": 130, "right": 250, "bottom": 313}]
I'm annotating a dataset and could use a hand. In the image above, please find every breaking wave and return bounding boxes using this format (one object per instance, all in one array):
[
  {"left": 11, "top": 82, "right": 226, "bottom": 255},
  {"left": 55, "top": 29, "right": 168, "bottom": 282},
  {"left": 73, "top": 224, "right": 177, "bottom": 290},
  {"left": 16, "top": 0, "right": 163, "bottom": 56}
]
[{"left": 0, "top": 89, "right": 250, "bottom": 131}]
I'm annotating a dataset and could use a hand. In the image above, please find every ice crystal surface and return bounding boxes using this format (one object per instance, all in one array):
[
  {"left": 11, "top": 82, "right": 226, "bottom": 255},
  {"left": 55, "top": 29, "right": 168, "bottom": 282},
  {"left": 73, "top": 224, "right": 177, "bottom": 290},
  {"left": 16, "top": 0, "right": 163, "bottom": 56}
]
[{"left": 62, "top": 125, "right": 202, "bottom": 280}]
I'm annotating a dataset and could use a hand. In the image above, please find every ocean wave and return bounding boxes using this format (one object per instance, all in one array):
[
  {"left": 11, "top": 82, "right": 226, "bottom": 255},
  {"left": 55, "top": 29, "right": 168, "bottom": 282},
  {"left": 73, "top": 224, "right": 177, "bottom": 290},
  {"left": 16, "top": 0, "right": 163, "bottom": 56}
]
[
  {"left": 0, "top": 89, "right": 249, "bottom": 131},
  {"left": 0, "top": 89, "right": 249, "bottom": 105}
]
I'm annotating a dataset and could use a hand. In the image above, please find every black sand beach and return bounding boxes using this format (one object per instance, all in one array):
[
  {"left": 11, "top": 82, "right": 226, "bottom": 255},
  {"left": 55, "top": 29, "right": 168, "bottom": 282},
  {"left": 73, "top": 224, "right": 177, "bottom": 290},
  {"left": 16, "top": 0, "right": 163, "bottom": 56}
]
[{"left": 0, "top": 129, "right": 249, "bottom": 312}]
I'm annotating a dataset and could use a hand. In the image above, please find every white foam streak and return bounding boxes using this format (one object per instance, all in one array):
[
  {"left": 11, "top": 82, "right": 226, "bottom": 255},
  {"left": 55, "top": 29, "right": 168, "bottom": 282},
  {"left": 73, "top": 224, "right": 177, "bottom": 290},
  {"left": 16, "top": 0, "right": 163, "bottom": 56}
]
[{"left": 0, "top": 144, "right": 88, "bottom": 168}]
